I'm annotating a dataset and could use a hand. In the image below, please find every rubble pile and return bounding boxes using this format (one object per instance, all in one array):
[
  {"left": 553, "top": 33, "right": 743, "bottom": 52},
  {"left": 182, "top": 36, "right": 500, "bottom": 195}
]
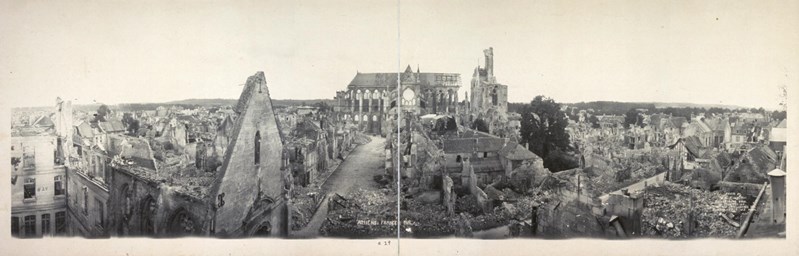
[
  {"left": 534, "top": 199, "right": 604, "bottom": 238},
  {"left": 353, "top": 134, "right": 372, "bottom": 145},
  {"left": 168, "top": 175, "right": 215, "bottom": 198},
  {"left": 351, "top": 188, "right": 393, "bottom": 212},
  {"left": 401, "top": 199, "right": 456, "bottom": 237},
  {"left": 590, "top": 166, "right": 662, "bottom": 195},
  {"left": 291, "top": 186, "right": 322, "bottom": 230},
  {"left": 506, "top": 195, "right": 538, "bottom": 220},
  {"left": 501, "top": 188, "right": 522, "bottom": 200},
  {"left": 592, "top": 172, "right": 638, "bottom": 195},
  {"left": 398, "top": 188, "right": 541, "bottom": 237},
  {"left": 630, "top": 166, "right": 659, "bottom": 181},
  {"left": 321, "top": 188, "right": 397, "bottom": 238},
  {"left": 536, "top": 174, "right": 568, "bottom": 192},
  {"left": 454, "top": 195, "right": 481, "bottom": 215},
  {"left": 642, "top": 183, "right": 749, "bottom": 238},
  {"left": 465, "top": 212, "right": 508, "bottom": 231},
  {"left": 123, "top": 164, "right": 216, "bottom": 199}
]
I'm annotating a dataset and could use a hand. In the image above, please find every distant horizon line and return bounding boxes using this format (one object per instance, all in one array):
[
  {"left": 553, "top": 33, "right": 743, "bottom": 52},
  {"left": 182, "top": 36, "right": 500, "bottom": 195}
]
[{"left": 11, "top": 97, "right": 784, "bottom": 112}]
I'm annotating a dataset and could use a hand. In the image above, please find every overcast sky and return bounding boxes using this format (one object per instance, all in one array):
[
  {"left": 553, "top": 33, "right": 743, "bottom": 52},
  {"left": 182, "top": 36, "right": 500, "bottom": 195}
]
[{"left": 1, "top": 0, "right": 796, "bottom": 109}]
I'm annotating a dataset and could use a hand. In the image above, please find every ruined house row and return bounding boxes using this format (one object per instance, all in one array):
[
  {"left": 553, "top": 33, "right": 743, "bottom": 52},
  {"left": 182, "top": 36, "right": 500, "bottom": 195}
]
[{"left": 11, "top": 71, "right": 359, "bottom": 238}]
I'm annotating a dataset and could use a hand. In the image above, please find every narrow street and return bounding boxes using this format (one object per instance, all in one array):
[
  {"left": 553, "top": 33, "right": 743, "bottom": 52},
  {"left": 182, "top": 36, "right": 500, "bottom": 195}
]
[
  {"left": 321, "top": 135, "right": 385, "bottom": 195},
  {"left": 293, "top": 135, "right": 386, "bottom": 238}
]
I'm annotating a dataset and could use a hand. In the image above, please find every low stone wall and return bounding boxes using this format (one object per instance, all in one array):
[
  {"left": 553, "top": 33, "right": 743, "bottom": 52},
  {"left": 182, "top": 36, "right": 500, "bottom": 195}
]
[
  {"left": 718, "top": 181, "right": 763, "bottom": 201},
  {"left": 602, "top": 171, "right": 668, "bottom": 200}
]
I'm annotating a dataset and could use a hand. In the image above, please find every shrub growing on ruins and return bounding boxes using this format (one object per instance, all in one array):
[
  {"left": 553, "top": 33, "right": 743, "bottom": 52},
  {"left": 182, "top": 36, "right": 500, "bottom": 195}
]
[{"left": 543, "top": 150, "right": 579, "bottom": 172}]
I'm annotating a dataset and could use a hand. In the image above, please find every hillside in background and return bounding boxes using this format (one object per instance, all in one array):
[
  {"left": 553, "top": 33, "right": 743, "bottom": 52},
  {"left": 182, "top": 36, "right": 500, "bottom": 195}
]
[
  {"left": 164, "top": 98, "right": 237, "bottom": 106},
  {"left": 16, "top": 98, "right": 757, "bottom": 117},
  {"left": 12, "top": 98, "right": 338, "bottom": 113},
  {"left": 163, "top": 98, "right": 336, "bottom": 108},
  {"left": 509, "top": 101, "right": 749, "bottom": 116}
]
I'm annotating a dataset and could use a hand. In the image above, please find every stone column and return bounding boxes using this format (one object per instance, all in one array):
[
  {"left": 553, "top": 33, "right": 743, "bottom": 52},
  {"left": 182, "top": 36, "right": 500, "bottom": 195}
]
[
  {"left": 351, "top": 90, "right": 356, "bottom": 113},
  {"left": 378, "top": 90, "right": 383, "bottom": 113},
  {"left": 447, "top": 90, "right": 454, "bottom": 113},
  {"left": 431, "top": 92, "right": 437, "bottom": 114},
  {"left": 454, "top": 92, "right": 459, "bottom": 115},
  {"left": 444, "top": 91, "right": 450, "bottom": 113},
  {"left": 439, "top": 92, "right": 445, "bottom": 114},
  {"left": 359, "top": 92, "right": 366, "bottom": 112}
]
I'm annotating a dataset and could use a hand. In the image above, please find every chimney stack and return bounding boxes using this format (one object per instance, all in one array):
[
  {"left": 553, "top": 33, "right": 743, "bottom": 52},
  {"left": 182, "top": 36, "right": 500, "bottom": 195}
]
[{"left": 768, "top": 169, "right": 786, "bottom": 224}]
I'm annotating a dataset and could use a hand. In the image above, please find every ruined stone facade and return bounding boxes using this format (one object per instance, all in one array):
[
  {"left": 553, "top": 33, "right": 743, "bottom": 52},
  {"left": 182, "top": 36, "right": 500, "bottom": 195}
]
[
  {"left": 470, "top": 48, "right": 508, "bottom": 121},
  {"left": 334, "top": 66, "right": 462, "bottom": 135},
  {"left": 108, "top": 165, "right": 212, "bottom": 237},
  {"left": 461, "top": 47, "right": 513, "bottom": 139},
  {"left": 210, "top": 71, "right": 289, "bottom": 237}
]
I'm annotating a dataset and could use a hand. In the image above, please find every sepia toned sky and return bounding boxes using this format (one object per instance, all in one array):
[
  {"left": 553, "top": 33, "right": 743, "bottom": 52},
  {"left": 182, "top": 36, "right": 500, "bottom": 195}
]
[{"left": 1, "top": 0, "right": 796, "bottom": 109}]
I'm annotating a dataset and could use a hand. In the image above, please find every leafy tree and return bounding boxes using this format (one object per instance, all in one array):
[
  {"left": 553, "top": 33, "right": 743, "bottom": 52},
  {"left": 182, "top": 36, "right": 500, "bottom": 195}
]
[
  {"left": 121, "top": 112, "right": 134, "bottom": 125},
  {"left": 93, "top": 104, "right": 111, "bottom": 122},
  {"left": 519, "top": 96, "right": 572, "bottom": 166},
  {"left": 312, "top": 102, "right": 332, "bottom": 112},
  {"left": 544, "top": 149, "right": 580, "bottom": 172},
  {"left": 471, "top": 118, "right": 489, "bottom": 133},
  {"left": 11, "top": 157, "right": 20, "bottom": 169},
  {"left": 624, "top": 108, "right": 644, "bottom": 128},
  {"left": 127, "top": 119, "right": 140, "bottom": 135},
  {"left": 772, "top": 110, "right": 787, "bottom": 121},
  {"left": 566, "top": 108, "right": 579, "bottom": 122},
  {"left": 446, "top": 117, "right": 457, "bottom": 131},
  {"left": 588, "top": 115, "right": 600, "bottom": 129},
  {"left": 98, "top": 104, "right": 111, "bottom": 119},
  {"left": 121, "top": 112, "right": 141, "bottom": 135}
]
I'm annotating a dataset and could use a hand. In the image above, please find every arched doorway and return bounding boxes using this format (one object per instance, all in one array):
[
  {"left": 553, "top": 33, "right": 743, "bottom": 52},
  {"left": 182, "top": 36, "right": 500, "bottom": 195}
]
[
  {"left": 491, "top": 88, "right": 498, "bottom": 105},
  {"left": 255, "top": 131, "right": 261, "bottom": 165}
]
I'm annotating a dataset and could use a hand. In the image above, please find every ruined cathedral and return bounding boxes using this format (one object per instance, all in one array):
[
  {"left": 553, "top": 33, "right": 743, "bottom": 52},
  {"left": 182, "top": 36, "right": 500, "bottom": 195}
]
[
  {"left": 470, "top": 47, "right": 508, "bottom": 115},
  {"left": 334, "top": 66, "right": 462, "bottom": 135},
  {"left": 466, "top": 47, "right": 512, "bottom": 138},
  {"left": 333, "top": 47, "right": 513, "bottom": 138}
]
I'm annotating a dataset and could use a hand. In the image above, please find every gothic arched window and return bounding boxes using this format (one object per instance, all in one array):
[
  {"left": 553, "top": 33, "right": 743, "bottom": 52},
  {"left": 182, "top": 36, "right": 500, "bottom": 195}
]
[
  {"left": 141, "top": 196, "right": 156, "bottom": 236},
  {"left": 255, "top": 131, "right": 261, "bottom": 165},
  {"left": 491, "top": 88, "right": 498, "bottom": 106}
]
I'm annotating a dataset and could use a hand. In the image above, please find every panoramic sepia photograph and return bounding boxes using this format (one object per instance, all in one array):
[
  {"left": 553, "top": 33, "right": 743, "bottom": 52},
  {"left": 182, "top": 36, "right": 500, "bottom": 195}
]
[{"left": 2, "top": 0, "right": 795, "bottom": 253}]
